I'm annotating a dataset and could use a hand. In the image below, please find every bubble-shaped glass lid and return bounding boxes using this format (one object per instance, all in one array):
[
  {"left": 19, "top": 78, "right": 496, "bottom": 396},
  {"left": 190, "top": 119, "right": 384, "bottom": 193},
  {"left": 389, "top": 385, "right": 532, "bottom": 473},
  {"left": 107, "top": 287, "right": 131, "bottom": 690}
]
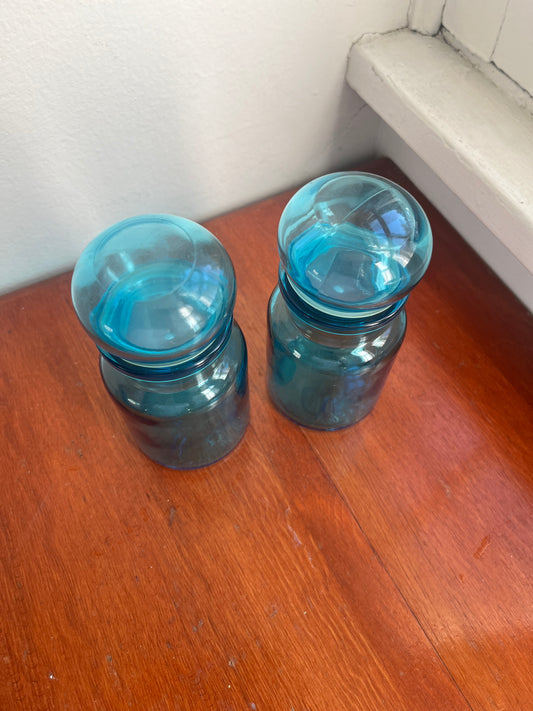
[
  {"left": 278, "top": 172, "right": 432, "bottom": 315},
  {"left": 71, "top": 215, "right": 236, "bottom": 364}
]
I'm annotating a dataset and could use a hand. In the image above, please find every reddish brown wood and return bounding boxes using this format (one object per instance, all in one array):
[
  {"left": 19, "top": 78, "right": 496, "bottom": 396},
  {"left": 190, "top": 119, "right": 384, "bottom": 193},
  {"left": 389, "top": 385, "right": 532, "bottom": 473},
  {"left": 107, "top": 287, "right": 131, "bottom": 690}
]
[{"left": 1, "top": 159, "right": 531, "bottom": 710}]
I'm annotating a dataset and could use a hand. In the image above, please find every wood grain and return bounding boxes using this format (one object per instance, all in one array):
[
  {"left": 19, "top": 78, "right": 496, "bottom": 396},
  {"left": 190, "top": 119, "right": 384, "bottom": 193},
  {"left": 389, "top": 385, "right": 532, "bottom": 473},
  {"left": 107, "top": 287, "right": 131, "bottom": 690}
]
[{"left": 1, "top": 159, "right": 531, "bottom": 710}]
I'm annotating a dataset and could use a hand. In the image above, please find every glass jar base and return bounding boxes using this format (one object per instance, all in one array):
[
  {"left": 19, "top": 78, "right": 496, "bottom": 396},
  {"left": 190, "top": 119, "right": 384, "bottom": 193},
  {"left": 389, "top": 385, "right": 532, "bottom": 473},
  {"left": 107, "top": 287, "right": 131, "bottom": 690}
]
[
  {"left": 119, "top": 390, "right": 250, "bottom": 470},
  {"left": 267, "top": 381, "right": 374, "bottom": 431},
  {"left": 133, "top": 416, "right": 249, "bottom": 469}
]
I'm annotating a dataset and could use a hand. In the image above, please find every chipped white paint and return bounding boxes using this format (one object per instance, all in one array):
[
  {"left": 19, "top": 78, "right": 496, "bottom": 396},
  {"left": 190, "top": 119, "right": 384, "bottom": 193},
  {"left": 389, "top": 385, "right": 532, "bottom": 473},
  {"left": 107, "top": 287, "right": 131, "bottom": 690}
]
[{"left": 285, "top": 506, "right": 315, "bottom": 567}]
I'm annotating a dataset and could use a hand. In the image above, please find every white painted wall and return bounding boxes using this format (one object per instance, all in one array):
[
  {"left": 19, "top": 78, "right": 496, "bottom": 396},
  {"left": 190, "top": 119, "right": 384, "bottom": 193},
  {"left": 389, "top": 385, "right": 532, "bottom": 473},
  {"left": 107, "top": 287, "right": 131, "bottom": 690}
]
[{"left": 1, "top": 0, "right": 409, "bottom": 294}]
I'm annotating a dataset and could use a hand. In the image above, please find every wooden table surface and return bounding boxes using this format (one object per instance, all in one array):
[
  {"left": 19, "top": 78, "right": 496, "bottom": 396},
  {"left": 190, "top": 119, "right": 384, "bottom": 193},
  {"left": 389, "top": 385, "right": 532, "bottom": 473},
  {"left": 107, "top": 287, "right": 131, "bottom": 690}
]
[{"left": 1, "top": 159, "right": 532, "bottom": 711}]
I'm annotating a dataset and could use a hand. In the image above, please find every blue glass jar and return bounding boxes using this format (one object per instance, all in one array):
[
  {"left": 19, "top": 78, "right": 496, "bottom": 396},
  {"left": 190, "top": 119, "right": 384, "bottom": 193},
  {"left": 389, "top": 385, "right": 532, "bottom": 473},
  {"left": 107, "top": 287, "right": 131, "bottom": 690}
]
[
  {"left": 72, "top": 214, "right": 249, "bottom": 468},
  {"left": 267, "top": 172, "right": 432, "bottom": 429}
]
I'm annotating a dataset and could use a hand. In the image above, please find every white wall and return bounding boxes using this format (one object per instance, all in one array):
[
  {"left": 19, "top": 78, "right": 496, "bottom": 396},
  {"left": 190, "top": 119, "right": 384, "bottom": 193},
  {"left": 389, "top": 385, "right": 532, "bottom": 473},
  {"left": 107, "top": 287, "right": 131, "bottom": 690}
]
[{"left": 1, "top": 0, "right": 409, "bottom": 294}]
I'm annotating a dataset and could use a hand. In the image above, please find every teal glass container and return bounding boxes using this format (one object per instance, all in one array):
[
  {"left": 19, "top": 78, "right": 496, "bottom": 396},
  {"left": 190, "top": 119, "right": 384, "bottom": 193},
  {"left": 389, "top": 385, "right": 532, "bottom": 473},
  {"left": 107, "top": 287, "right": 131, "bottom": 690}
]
[
  {"left": 72, "top": 214, "right": 249, "bottom": 468},
  {"left": 267, "top": 172, "right": 432, "bottom": 429}
]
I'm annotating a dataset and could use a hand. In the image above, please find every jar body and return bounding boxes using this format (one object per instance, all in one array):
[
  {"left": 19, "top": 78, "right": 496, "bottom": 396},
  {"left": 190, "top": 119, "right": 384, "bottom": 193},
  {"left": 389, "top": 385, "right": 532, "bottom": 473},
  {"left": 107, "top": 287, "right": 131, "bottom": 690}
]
[
  {"left": 100, "top": 321, "right": 249, "bottom": 468},
  {"left": 267, "top": 287, "right": 406, "bottom": 429}
]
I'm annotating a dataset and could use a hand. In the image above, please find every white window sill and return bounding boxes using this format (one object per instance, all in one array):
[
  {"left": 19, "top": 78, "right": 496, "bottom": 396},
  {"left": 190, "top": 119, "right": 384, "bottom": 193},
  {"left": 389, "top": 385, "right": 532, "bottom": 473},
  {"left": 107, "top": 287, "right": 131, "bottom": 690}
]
[{"left": 347, "top": 29, "right": 533, "bottom": 312}]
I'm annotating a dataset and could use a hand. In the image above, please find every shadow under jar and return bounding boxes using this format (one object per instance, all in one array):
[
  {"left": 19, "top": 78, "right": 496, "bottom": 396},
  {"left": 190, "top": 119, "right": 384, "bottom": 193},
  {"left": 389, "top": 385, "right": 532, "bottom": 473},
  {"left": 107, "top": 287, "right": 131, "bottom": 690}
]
[
  {"left": 267, "top": 172, "right": 432, "bottom": 430},
  {"left": 72, "top": 214, "right": 249, "bottom": 469}
]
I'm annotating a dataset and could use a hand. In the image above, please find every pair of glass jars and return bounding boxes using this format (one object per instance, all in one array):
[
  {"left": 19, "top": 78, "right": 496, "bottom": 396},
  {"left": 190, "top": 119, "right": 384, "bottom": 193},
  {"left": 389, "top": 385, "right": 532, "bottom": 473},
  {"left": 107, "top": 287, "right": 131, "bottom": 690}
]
[{"left": 71, "top": 173, "right": 432, "bottom": 469}]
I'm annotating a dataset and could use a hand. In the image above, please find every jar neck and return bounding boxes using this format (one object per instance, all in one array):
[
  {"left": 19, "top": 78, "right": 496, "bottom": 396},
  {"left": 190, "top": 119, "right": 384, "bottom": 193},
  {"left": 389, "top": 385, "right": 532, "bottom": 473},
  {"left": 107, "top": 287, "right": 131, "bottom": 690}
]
[
  {"left": 98, "top": 316, "right": 234, "bottom": 380},
  {"left": 278, "top": 270, "right": 407, "bottom": 334}
]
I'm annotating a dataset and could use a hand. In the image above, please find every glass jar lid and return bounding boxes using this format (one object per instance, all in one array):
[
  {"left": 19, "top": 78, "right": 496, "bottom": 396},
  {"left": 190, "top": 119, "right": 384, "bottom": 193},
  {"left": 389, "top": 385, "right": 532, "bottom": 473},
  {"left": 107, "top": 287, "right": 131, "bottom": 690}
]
[
  {"left": 71, "top": 214, "right": 236, "bottom": 365},
  {"left": 278, "top": 172, "right": 432, "bottom": 315}
]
